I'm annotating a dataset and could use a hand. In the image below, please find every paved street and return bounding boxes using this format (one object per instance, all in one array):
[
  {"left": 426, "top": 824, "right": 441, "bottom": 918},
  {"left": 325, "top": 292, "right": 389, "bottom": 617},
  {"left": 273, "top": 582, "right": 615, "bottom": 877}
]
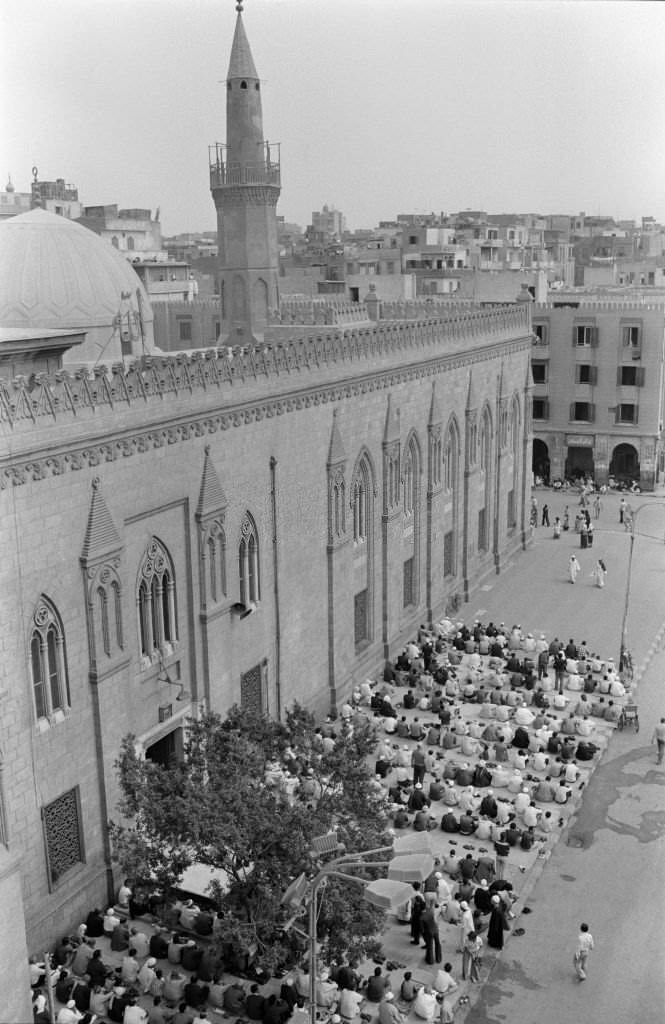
[{"left": 460, "top": 488, "right": 665, "bottom": 1024}]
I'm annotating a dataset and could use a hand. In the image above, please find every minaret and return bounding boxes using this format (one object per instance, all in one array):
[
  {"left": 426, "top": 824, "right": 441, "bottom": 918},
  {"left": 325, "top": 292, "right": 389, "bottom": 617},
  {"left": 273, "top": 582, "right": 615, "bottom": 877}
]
[{"left": 210, "top": 2, "right": 281, "bottom": 345}]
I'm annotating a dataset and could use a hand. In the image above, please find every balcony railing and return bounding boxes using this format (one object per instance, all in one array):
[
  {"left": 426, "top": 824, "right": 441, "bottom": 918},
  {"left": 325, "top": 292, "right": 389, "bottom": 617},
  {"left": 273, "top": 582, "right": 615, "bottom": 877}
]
[
  {"left": 209, "top": 161, "right": 281, "bottom": 189},
  {"left": 208, "top": 141, "right": 281, "bottom": 190}
]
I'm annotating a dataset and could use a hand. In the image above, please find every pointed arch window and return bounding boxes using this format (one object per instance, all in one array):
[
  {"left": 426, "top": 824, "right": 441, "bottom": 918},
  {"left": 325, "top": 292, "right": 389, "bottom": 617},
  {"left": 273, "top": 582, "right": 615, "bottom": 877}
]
[
  {"left": 30, "top": 598, "right": 70, "bottom": 721},
  {"left": 443, "top": 425, "right": 458, "bottom": 493},
  {"left": 239, "top": 515, "right": 260, "bottom": 606},
  {"left": 333, "top": 474, "right": 345, "bottom": 538},
  {"left": 137, "top": 539, "right": 178, "bottom": 659},
  {"left": 403, "top": 445, "right": 416, "bottom": 517},
  {"left": 98, "top": 588, "right": 111, "bottom": 656},
  {"left": 352, "top": 456, "right": 373, "bottom": 543},
  {"left": 111, "top": 580, "right": 123, "bottom": 650},
  {"left": 479, "top": 413, "right": 492, "bottom": 472},
  {"left": 353, "top": 476, "right": 366, "bottom": 543}
]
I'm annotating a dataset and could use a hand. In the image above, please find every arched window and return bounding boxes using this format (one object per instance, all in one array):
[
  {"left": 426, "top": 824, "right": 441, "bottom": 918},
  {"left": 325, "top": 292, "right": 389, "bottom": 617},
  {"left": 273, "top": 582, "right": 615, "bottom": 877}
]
[
  {"left": 239, "top": 515, "right": 260, "bottom": 606},
  {"left": 333, "top": 476, "right": 345, "bottom": 538},
  {"left": 208, "top": 536, "right": 217, "bottom": 603},
  {"left": 353, "top": 475, "right": 367, "bottom": 542},
  {"left": 98, "top": 588, "right": 110, "bottom": 656},
  {"left": 137, "top": 539, "right": 178, "bottom": 659},
  {"left": 443, "top": 422, "right": 459, "bottom": 493},
  {"left": 403, "top": 446, "right": 415, "bottom": 516},
  {"left": 480, "top": 411, "right": 492, "bottom": 472},
  {"left": 111, "top": 580, "right": 123, "bottom": 649},
  {"left": 30, "top": 598, "right": 70, "bottom": 720},
  {"left": 127, "top": 236, "right": 135, "bottom": 251},
  {"left": 111, "top": 236, "right": 119, "bottom": 249}
]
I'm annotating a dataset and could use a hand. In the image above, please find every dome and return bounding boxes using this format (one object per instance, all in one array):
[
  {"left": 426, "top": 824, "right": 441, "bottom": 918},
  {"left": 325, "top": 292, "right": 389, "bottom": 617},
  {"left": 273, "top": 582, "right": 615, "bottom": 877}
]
[{"left": 0, "top": 209, "right": 154, "bottom": 364}]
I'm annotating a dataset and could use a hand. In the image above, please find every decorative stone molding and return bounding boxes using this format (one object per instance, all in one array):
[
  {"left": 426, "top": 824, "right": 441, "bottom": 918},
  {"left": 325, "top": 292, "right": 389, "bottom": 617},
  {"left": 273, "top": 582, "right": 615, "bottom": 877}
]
[{"left": 0, "top": 318, "right": 532, "bottom": 489}]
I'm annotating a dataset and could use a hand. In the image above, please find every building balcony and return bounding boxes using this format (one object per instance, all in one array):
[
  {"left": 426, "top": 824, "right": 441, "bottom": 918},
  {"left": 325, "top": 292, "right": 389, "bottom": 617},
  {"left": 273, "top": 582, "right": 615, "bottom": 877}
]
[
  {"left": 209, "top": 161, "right": 281, "bottom": 189},
  {"left": 209, "top": 142, "right": 281, "bottom": 190}
]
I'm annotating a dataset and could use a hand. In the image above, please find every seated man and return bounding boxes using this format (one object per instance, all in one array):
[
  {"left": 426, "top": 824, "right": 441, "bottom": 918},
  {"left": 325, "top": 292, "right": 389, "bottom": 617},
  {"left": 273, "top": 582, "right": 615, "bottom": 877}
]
[
  {"left": 184, "top": 974, "right": 210, "bottom": 1011},
  {"left": 393, "top": 807, "right": 410, "bottom": 829},
  {"left": 604, "top": 700, "right": 621, "bottom": 723},
  {"left": 316, "top": 971, "right": 338, "bottom": 1009},
  {"left": 458, "top": 811, "right": 476, "bottom": 836},
  {"left": 223, "top": 981, "right": 247, "bottom": 1015},
  {"left": 181, "top": 940, "right": 202, "bottom": 974},
  {"left": 440, "top": 810, "right": 459, "bottom": 833},
  {"left": 245, "top": 983, "right": 266, "bottom": 1020},
  {"left": 85, "top": 908, "right": 105, "bottom": 939},
  {"left": 365, "top": 967, "right": 391, "bottom": 1003},
  {"left": 163, "top": 969, "right": 187, "bottom": 1005},
  {"left": 104, "top": 908, "right": 121, "bottom": 936}
]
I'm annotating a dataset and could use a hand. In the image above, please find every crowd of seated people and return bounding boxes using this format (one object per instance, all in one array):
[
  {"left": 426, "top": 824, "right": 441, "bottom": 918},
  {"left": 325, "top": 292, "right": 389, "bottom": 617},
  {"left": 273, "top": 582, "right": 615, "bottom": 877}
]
[{"left": 31, "top": 618, "right": 626, "bottom": 1023}]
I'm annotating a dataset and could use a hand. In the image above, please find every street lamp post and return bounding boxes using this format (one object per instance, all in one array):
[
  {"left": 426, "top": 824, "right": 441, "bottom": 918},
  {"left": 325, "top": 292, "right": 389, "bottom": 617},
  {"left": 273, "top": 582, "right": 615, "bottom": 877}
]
[
  {"left": 283, "top": 834, "right": 434, "bottom": 1024},
  {"left": 618, "top": 501, "right": 665, "bottom": 674}
]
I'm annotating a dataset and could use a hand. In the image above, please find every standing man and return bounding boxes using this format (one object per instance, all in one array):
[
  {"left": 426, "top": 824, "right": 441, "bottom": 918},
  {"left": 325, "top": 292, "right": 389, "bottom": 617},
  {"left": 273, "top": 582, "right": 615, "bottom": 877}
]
[
  {"left": 409, "top": 882, "right": 426, "bottom": 946},
  {"left": 541, "top": 504, "right": 550, "bottom": 527},
  {"left": 421, "top": 904, "right": 442, "bottom": 965},
  {"left": 411, "top": 745, "right": 426, "bottom": 787},
  {"left": 593, "top": 494, "right": 601, "bottom": 519},
  {"left": 573, "top": 923, "right": 594, "bottom": 981},
  {"left": 619, "top": 497, "right": 626, "bottom": 524},
  {"left": 652, "top": 718, "right": 665, "bottom": 765}
]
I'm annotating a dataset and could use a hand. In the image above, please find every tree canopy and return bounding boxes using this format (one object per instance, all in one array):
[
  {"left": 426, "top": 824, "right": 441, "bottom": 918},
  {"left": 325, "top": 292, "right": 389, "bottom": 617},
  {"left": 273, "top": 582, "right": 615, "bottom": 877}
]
[{"left": 110, "top": 705, "right": 391, "bottom": 970}]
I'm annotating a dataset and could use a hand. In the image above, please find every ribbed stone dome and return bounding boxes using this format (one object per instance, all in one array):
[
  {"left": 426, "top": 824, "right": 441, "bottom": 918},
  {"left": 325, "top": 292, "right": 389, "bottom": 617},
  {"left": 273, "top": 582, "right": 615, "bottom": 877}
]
[{"left": 0, "top": 208, "right": 153, "bottom": 332}]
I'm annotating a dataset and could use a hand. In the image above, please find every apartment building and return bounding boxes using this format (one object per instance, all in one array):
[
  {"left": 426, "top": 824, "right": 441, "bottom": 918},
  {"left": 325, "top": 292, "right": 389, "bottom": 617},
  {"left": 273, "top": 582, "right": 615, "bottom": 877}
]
[{"left": 531, "top": 298, "right": 665, "bottom": 489}]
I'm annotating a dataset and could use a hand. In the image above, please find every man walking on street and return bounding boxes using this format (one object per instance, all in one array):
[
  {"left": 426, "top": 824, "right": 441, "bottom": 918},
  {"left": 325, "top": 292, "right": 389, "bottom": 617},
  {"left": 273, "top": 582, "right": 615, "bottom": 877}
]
[
  {"left": 573, "top": 923, "right": 594, "bottom": 981},
  {"left": 651, "top": 718, "right": 665, "bottom": 764}
]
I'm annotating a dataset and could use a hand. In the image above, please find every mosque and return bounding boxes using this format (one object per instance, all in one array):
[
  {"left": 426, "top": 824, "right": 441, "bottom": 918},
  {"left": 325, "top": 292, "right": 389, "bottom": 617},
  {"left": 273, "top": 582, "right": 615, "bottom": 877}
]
[{"left": 0, "top": 5, "right": 532, "bottom": 1012}]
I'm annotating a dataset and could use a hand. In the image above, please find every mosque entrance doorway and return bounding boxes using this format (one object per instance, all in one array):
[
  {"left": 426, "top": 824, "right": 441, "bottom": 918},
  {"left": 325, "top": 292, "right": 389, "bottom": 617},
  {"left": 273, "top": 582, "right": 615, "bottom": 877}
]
[
  {"left": 532, "top": 438, "right": 550, "bottom": 484},
  {"left": 145, "top": 726, "right": 183, "bottom": 768}
]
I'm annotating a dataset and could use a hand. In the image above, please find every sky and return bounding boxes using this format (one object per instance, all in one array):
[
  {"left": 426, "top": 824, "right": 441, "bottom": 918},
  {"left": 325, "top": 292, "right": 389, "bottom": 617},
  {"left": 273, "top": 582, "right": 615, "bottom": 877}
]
[{"left": 2, "top": 0, "right": 664, "bottom": 237}]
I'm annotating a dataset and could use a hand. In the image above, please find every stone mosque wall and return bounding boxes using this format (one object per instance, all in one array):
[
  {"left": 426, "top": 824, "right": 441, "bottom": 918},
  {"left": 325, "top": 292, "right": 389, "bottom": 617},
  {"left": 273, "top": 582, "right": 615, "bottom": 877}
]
[{"left": 0, "top": 306, "right": 532, "bottom": 954}]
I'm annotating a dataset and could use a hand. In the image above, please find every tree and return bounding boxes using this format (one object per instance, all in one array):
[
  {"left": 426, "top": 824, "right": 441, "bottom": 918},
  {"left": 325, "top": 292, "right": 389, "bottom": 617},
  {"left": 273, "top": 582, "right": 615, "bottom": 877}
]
[{"left": 110, "top": 704, "right": 389, "bottom": 971}]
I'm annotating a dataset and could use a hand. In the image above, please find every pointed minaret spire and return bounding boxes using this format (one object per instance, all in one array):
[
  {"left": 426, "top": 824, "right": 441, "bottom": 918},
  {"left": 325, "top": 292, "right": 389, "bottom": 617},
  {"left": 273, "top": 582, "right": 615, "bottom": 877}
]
[
  {"left": 228, "top": 4, "right": 258, "bottom": 81},
  {"left": 210, "top": 2, "right": 281, "bottom": 345}
]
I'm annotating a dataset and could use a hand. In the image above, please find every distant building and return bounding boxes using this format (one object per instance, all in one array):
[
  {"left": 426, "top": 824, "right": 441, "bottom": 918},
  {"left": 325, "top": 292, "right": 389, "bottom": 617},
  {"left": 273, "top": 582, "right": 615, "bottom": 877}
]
[
  {"left": 530, "top": 295, "right": 665, "bottom": 489},
  {"left": 31, "top": 172, "right": 82, "bottom": 219},
  {"left": 0, "top": 170, "right": 82, "bottom": 221},
  {"left": 309, "top": 204, "right": 346, "bottom": 243},
  {"left": 132, "top": 260, "right": 198, "bottom": 303},
  {"left": 76, "top": 204, "right": 163, "bottom": 259}
]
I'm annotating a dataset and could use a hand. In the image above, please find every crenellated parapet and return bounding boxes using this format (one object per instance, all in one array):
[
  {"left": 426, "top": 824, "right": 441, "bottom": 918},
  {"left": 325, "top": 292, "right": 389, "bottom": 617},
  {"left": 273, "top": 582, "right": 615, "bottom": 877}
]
[
  {"left": 379, "top": 299, "right": 478, "bottom": 319},
  {"left": 274, "top": 299, "right": 371, "bottom": 326},
  {"left": 0, "top": 305, "right": 532, "bottom": 432}
]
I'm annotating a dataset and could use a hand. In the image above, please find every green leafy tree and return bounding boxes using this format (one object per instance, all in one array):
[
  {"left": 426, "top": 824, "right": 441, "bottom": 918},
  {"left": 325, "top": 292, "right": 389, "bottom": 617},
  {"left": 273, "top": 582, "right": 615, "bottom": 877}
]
[{"left": 110, "top": 705, "right": 390, "bottom": 970}]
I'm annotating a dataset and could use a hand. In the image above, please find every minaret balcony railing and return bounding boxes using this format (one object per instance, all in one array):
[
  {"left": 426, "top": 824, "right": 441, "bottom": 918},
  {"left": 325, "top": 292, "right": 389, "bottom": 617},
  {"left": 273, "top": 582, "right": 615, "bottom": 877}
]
[
  {"left": 209, "top": 142, "right": 281, "bottom": 190},
  {"left": 209, "top": 161, "right": 281, "bottom": 189}
]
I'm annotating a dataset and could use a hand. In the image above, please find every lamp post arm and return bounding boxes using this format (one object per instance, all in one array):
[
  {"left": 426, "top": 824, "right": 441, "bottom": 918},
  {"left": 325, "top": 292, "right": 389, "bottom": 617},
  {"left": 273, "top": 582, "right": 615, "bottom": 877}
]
[{"left": 307, "top": 847, "right": 395, "bottom": 1024}]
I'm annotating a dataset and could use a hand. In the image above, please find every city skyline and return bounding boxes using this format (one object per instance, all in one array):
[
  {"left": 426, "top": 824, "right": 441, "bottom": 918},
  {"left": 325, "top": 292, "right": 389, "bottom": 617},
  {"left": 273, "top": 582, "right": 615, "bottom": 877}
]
[{"left": 2, "top": 0, "right": 664, "bottom": 236}]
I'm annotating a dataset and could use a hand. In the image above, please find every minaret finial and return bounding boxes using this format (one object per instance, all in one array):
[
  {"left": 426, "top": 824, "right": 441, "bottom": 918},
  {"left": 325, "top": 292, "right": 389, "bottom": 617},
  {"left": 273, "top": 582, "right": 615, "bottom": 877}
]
[{"left": 236, "top": 1, "right": 243, "bottom": 11}]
